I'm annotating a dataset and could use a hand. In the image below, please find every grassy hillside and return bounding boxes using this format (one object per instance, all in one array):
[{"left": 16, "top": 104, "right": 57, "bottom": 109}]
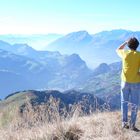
[
  {"left": 0, "top": 90, "right": 140, "bottom": 140},
  {"left": 0, "top": 90, "right": 106, "bottom": 127},
  {"left": 0, "top": 109, "right": 140, "bottom": 140}
]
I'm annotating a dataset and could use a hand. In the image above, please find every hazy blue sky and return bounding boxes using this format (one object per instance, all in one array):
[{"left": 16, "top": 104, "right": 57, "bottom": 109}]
[{"left": 0, "top": 0, "right": 140, "bottom": 34}]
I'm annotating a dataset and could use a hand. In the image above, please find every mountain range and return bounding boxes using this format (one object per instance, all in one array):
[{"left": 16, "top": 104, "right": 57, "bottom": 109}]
[{"left": 46, "top": 29, "right": 140, "bottom": 68}]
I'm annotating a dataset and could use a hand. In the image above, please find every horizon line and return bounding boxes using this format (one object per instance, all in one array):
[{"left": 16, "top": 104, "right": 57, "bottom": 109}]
[{"left": 0, "top": 28, "right": 139, "bottom": 36}]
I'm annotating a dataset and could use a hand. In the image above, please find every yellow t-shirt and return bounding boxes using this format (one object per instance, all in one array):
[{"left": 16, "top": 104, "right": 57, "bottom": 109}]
[{"left": 116, "top": 49, "right": 140, "bottom": 83}]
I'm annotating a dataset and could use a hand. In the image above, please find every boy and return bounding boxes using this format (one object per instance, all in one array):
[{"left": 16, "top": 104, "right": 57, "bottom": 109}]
[{"left": 116, "top": 37, "right": 140, "bottom": 131}]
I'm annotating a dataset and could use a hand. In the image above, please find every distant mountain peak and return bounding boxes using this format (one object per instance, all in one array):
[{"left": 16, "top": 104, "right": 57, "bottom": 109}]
[
  {"left": 110, "top": 29, "right": 132, "bottom": 32},
  {"left": 68, "top": 53, "right": 85, "bottom": 62},
  {"left": 96, "top": 29, "right": 132, "bottom": 34},
  {"left": 13, "top": 43, "right": 33, "bottom": 49},
  {"left": 93, "top": 63, "right": 110, "bottom": 75},
  {"left": 0, "top": 40, "right": 11, "bottom": 45},
  {"left": 13, "top": 43, "right": 29, "bottom": 46},
  {"left": 46, "top": 30, "right": 93, "bottom": 50},
  {"left": 65, "top": 30, "right": 92, "bottom": 41},
  {"left": 93, "top": 29, "right": 133, "bottom": 38},
  {"left": 70, "top": 30, "right": 89, "bottom": 35}
]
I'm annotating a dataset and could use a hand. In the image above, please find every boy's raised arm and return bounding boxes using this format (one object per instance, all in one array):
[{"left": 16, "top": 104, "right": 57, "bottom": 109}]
[{"left": 116, "top": 41, "right": 127, "bottom": 51}]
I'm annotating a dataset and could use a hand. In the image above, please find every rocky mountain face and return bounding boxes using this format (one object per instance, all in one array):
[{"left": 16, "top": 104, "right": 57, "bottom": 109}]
[
  {"left": 76, "top": 61, "right": 122, "bottom": 109},
  {"left": 0, "top": 41, "right": 91, "bottom": 99}
]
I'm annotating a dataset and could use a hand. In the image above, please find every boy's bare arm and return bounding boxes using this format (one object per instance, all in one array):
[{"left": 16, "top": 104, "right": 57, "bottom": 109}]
[
  {"left": 116, "top": 41, "right": 127, "bottom": 51},
  {"left": 137, "top": 72, "right": 140, "bottom": 76}
]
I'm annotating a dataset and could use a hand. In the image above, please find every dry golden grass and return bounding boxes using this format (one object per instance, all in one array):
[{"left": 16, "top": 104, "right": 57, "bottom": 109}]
[{"left": 0, "top": 97, "right": 140, "bottom": 140}]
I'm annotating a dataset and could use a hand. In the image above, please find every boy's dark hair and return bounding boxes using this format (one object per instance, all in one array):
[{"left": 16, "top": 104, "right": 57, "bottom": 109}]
[{"left": 128, "top": 37, "right": 139, "bottom": 50}]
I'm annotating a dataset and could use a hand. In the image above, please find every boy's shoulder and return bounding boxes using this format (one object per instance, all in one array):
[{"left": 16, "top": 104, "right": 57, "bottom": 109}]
[
  {"left": 135, "top": 50, "right": 140, "bottom": 55},
  {"left": 126, "top": 50, "right": 140, "bottom": 54},
  {"left": 136, "top": 50, "right": 140, "bottom": 53}
]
